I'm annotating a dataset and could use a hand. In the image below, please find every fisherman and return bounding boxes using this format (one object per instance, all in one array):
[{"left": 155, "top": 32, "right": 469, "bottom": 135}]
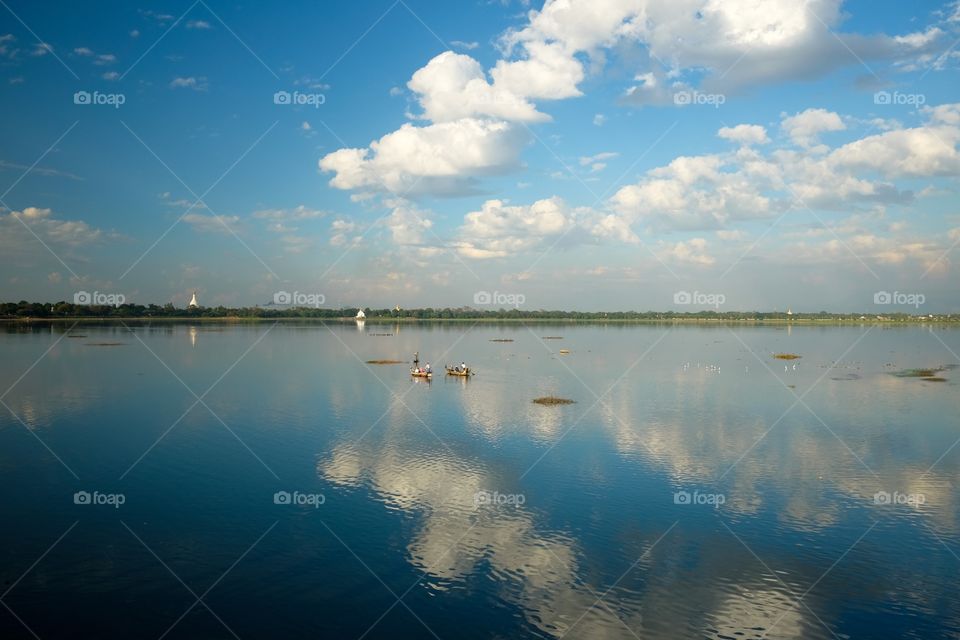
[
  {"left": 413, "top": 351, "right": 419, "bottom": 366},
  {"left": 425, "top": 363, "right": 431, "bottom": 374},
  {"left": 460, "top": 361, "right": 467, "bottom": 373}
]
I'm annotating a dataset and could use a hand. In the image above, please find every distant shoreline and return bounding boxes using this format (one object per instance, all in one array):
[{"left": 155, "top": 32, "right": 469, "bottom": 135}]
[{"left": 3, "top": 316, "right": 959, "bottom": 325}]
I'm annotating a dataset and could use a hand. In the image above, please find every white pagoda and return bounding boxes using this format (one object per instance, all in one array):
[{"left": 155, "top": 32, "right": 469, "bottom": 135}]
[
  {"left": 188, "top": 291, "right": 199, "bottom": 308},
  {"left": 355, "top": 308, "right": 366, "bottom": 319}
]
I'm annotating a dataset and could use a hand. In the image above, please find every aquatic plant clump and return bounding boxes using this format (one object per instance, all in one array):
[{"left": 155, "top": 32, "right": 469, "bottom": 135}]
[
  {"left": 892, "top": 367, "right": 946, "bottom": 378},
  {"left": 773, "top": 353, "right": 802, "bottom": 360},
  {"left": 532, "top": 396, "right": 576, "bottom": 405},
  {"left": 366, "top": 359, "right": 405, "bottom": 364}
]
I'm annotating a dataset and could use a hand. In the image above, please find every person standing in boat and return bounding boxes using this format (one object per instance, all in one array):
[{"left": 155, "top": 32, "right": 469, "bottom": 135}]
[
  {"left": 425, "top": 362, "right": 431, "bottom": 374},
  {"left": 460, "top": 361, "right": 467, "bottom": 373}
]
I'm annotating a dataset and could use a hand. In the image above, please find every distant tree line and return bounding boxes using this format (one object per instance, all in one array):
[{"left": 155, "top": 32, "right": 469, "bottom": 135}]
[{"left": 1, "top": 301, "right": 956, "bottom": 321}]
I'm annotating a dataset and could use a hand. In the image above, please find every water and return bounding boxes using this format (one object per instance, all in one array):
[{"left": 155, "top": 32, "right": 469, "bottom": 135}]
[{"left": 1, "top": 321, "right": 958, "bottom": 639}]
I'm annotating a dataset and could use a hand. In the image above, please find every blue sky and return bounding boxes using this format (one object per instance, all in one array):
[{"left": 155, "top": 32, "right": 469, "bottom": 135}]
[{"left": 1, "top": 0, "right": 959, "bottom": 312}]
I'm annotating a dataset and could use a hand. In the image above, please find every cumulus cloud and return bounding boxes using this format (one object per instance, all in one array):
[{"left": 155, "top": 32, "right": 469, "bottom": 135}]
[
  {"left": 456, "top": 196, "right": 579, "bottom": 258},
  {"left": 662, "top": 237, "right": 715, "bottom": 265},
  {"left": 169, "top": 76, "right": 208, "bottom": 91},
  {"left": 384, "top": 203, "right": 435, "bottom": 248},
  {"left": 605, "top": 103, "right": 960, "bottom": 235},
  {"left": 718, "top": 124, "right": 769, "bottom": 146},
  {"left": 329, "top": 219, "right": 362, "bottom": 247},
  {"left": 781, "top": 108, "right": 846, "bottom": 147},
  {"left": 319, "top": 118, "right": 529, "bottom": 197},
  {"left": 408, "top": 51, "right": 547, "bottom": 123},
  {"left": 1, "top": 206, "right": 104, "bottom": 247}
]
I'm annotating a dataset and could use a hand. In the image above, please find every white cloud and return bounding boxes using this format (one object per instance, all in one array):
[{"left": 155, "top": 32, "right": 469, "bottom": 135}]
[
  {"left": 718, "top": 124, "right": 769, "bottom": 146},
  {"left": 610, "top": 153, "right": 776, "bottom": 231},
  {"left": 319, "top": 118, "right": 529, "bottom": 197},
  {"left": 2, "top": 206, "right": 104, "bottom": 247},
  {"left": 74, "top": 47, "right": 93, "bottom": 56},
  {"left": 579, "top": 151, "right": 618, "bottom": 166},
  {"left": 408, "top": 51, "right": 547, "bottom": 123},
  {"left": 187, "top": 20, "right": 212, "bottom": 29},
  {"left": 593, "top": 113, "right": 606, "bottom": 126},
  {"left": 102, "top": 71, "right": 119, "bottom": 81},
  {"left": 451, "top": 40, "right": 479, "bottom": 50},
  {"left": 456, "top": 196, "right": 577, "bottom": 258},
  {"left": 781, "top": 108, "right": 846, "bottom": 147},
  {"left": 169, "top": 76, "right": 208, "bottom": 91},
  {"left": 662, "top": 237, "right": 715, "bottom": 265},
  {"left": 30, "top": 42, "right": 53, "bottom": 57},
  {"left": 329, "top": 219, "right": 362, "bottom": 246},
  {"left": 385, "top": 203, "right": 434, "bottom": 246}
]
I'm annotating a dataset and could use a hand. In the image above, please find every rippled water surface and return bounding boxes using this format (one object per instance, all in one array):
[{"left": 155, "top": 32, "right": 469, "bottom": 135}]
[{"left": 1, "top": 321, "right": 959, "bottom": 639}]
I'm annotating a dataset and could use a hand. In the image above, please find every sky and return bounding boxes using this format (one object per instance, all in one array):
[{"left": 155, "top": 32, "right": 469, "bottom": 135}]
[{"left": 1, "top": 0, "right": 959, "bottom": 312}]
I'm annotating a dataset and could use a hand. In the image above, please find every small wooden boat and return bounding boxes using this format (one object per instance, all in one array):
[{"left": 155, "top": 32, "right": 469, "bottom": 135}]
[
  {"left": 410, "top": 368, "right": 432, "bottom": 378},
  {"left": 445, "top": 366, "right": 472, "bottom": 377}
]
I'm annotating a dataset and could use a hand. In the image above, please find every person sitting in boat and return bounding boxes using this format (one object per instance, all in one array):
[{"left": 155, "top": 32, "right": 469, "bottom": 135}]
[
  {"left": 425, "top": 363, "right": 431, "bottom": 374},
  {"left": 460, "top": 361, "right": 467, "bottom": 373}
]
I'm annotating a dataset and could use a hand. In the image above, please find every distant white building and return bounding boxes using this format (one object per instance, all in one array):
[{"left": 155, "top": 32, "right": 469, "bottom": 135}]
[
  {"left": 355, "top": 308, "right": 366, "bottom": 319},
  {"left": 786, "top": 308, "right": 793, "bottom": 316},
  {"left": 189, "top": 291, "right": 199, "bottom": 308}
]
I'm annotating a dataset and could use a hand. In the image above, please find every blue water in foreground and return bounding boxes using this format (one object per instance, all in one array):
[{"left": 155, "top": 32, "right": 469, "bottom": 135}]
[{"left": 1, "top": 321, "right": 959, "bottom": 639}]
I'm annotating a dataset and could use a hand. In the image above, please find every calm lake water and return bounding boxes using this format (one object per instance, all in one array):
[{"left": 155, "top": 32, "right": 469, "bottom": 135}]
[{"left": 1, "top": 321, "right": 959, "bottom": 639}]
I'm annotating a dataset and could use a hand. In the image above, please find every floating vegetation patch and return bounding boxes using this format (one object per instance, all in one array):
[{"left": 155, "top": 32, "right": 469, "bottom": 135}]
[
  {"left": 559, "top": 349, "right": 571, "bottom": 354},
  {"left": 66, "top": 335, "right": 87, "bottom": 338},
  {"left": 773, "top": 353, "right": 802, "bottom": 360},
  {"left": 892, "top": 368, "right": 945, "bottom": 378},
  {"left": 490, "top": 338, "right": 514, "bottom": 342},
  {"left": 542, "top": 336, "right": 564, "bottom": 340},
  {"left": 369, "top": 333, "right": 393, "bottom": 337},
  {"left": 85, "top": 342, "right": 126, "bottom": 346},
  {"left": 922, "top": 377, "right": 948, "bottom": 382},
  {"left": 366, "top": 359, "right": 404, "bottom": 365},
  {"left": 831, "top": 373, "right": 862, "bottom": 381},
  {"left": 532, "top": 396, "right": 576, "bottom": 405}
]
